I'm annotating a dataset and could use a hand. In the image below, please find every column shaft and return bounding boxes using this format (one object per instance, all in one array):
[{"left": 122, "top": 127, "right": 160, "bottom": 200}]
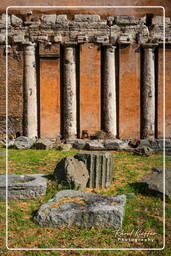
[
  {"left": 142, "top": 46, "right": 155, "bottom": 138},
  {"left": 24, "top": 44, "right": 38, "bottom": 138},
  {"left": 63, "top": 45, "right": 77, "bottom": 139},
  {"left": 103, "top": 46, "right": 117, "bottom": 137}
]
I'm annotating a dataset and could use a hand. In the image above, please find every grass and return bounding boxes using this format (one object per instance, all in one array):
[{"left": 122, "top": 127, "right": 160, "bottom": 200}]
[{"left": 0, "top": 147, "right": 171, "bottom": 255}]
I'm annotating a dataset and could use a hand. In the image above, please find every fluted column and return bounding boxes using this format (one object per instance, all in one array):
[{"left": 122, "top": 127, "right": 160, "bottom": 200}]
[
  {"left": 24, "top": 43, "right": 38, "bottom": 138},
  {"left": 63, "top": 45, "right": 77, "bottom": 139},
  {"left": 103, "top": 45, "right": 117, "bottom": 137},
  {"left": 141, "top": 44, "right": 156, "bottom": 138}
]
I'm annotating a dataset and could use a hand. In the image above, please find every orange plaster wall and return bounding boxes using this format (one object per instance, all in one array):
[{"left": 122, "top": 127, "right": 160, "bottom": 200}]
[
  {"left": 79, "top": 43, "right": 101, "bottom": 137},
  {"left": 158, "top": 48, "right": 171, "bottom": 138},
  {"left": 165, "top": 49, "right": 171, "bottom": 138},
  {"left": 119, "top": 45, "right": 140, "bottom": 139},
  {"left": 40, "top": 57, "right": 61, "bottom": 138}
]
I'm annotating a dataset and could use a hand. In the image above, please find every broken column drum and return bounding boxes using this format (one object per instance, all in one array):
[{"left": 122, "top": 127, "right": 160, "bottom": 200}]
[
  {"left": 103, "top": 45, "right": 117, "bottom": 137},
  {"left": 75, "top": 152, "right": 113, "bottom": 188},
  {"left": 141, "top": 45, "right": 156, "bottom": 139},
  {"left": 24, "top": 44, "right": 38, "bottom": 138},
  {"left": 63, "top": 45, "right": 77, "bottom": 139}
]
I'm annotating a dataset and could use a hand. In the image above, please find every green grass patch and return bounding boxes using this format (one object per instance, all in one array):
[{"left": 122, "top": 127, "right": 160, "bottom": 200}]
[{"left": 0, "top": 149, "right": 170, "bottom": 255}]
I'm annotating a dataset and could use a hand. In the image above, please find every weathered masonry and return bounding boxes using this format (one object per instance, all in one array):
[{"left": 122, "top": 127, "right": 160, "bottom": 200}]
[{"left": 0, "top": 13, "right": 171, "bottom": 139}]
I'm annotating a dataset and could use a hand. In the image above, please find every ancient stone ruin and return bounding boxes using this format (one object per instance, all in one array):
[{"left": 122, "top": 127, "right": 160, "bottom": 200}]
[
  {"left": 74, "top": 152, "right": 113, "bottom": 188},
  {"left": 0, "top": 11, "right": 170, "bottom": 141},
  {"left": 54, "top": 156, "right": 89, "bottom": 190},
  {"left": 54, "top": 152, "right": 113, "bottom": 189},
  {"left": 34, "top": 190, "right": 126, "bottom": 229},
  {"left": 0, "top": 174, "right": 47, "bottom": 201},
  {"left": 141, "top": 167, "right": 171, "bottom": 198}
]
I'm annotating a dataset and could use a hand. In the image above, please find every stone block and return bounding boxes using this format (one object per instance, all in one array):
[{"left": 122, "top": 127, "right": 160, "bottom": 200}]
[
  {"left": 149, "top": 139, "right": 158, "bottom": 148},
  {"left": 118, "top": 34, "right": 132, "bottom": 44},
  {"left": 74, "top": 152, "right": 113, "bottom": 188},
  {"left": 137, "top": 25, "right": 149, "bottom": 44},
  {"left": 152, "top": 16, "right": 171, "bottom": 25},
  {"left": 133, "top": 146, "right": 154, "bottom": 156},
  {"left": 73, "top": 139, "right": 86, "bottom": 150},
  {"left": 54, "top": 156, "right": 89, "bottom": 190},
  {"left": 11, "top": 15, "right": 23, "bottom": 26},
  {"left": 34, "top": 190, "right": 126, "bottom": 229},
  {"left": 42, "top": 14, "right": 57, "bottom": 24},
  {"left": 0, "top": 14, "right": 10, "bottom": 27},
  {"left": 34, "top": 138, "right": 53, "bottom": 150},
  {"left": 85, "top": 141, "right": 104, "bottom": 150},
  {"left": 14, "top": 136, "right": 34, "bottom": 149},
  {"left": 165, "top": 139, "right": 171, "bottom": 148},
  {"left": 139, "top": 139, "right": 151, "bottom": 147},
  {"left": 0, "top": 174, "right": 47, "bottom": 201},
  {"left": 56, "top": 15, "right": 67, "bottom": 23},
  {"left": 142, "top": 167, "right": 171, "bottom": 198},
  {"left": 13, "top": 33, "right": 25, "bottom": 43},
  {"left": 119, "top": 142, "right": 134, "bottom": 152},
  {"left": 104, "top": 139, "right": 123, "bottom": 150},
  {"left": 0, "top": 33, "right": 5, "bottom": 43},
  {"left": 115, "top": 16, "right": 139, "bottom": 25},
  {"left": 53, "top": 34, "right": 62, "bottom": 42},
  {"left": 95, "top": 35, "right": 109, "bottom": 43},
  {"left": 57, "top": 143, "right": 72, "bottom": 151},
  {"left": 74, "top": 14, "right": 100, "bottom": 22},
  {"left": 7, "top": 139, "right": 15, "bottom": 149},
  {"left": 77, "top": 35, "right": 88, "bottom": 43}
]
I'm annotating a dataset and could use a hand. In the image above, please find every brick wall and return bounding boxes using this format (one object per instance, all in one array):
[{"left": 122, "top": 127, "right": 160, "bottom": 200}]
[{"left": 0, "top": 45, "right": 23, "bottom": 138}]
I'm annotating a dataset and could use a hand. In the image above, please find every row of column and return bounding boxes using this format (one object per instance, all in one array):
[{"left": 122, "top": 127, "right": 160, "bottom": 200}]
[{"left": 24, "top": 43, "right": 156, "bottom": 139}]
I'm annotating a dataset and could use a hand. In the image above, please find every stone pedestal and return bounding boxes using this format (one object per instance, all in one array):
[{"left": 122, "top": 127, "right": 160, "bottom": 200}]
[
  {"left": 103, "top": 45, "right": 117, "bottom": 137},
  {"left": 141, "top": 44, "right": 156, "bottom": 139},
  {"left": 75, "top": 152, "right": 113, "bottom": 188},
  {"left": 63, "top": 45, "right": 77, "bottom": 139},
  {"left": 24, "top": 44, "right": 38, "bottom": 138}
]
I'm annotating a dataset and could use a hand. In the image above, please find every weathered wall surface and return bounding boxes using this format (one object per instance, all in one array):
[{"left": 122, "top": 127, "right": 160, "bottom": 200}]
[
  {"left": 158, "top": 47, "right": 171, "bottom": 138},
  {"left": 0, "top": 7, "right": 170, "bottom": 139},
  {"left": 119, "top": 45, "right": 140, "bottom": 139},
  {"left": 165, "top": 48, "right": 171, "bottom": 138},
  {"left": 0, "top": 45, "right": 23, "bottom": 137},
  {"left": 40, "top": 57, "right": 61, "bottom": 138},
  {"left": 80, "top": 43, "right": 101, "bottom": 137}
]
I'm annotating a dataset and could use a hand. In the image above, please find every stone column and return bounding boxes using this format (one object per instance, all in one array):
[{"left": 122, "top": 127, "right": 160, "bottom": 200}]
[
  {"left": 63, "top": 45, "right": 77, "bottom": 139},
  {"left": 24, "top": 43, "right": 38, "bottom": 138},
  {"left": 141, "top": 44, "right": 156, "bottom": 139},
  {"left": 103, "top": 45, "right": 117, "bottom": 137}
]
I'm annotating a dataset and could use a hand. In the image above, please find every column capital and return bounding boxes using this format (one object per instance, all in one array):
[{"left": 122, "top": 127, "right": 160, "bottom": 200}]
[
  {"left": 24, "top": 42, "right": 36, "bottom": 47},
  {"left": 141, "top": 43, "right": 158, "bottom": 49},
  {"left": 103, "top": 43, "right": 117, "bottom": 48},
  {"left": 64, "top": 42, "right": 78, "bottom": 47}
]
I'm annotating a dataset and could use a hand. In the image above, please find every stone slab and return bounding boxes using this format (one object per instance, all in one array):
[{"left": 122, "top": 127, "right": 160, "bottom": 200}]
[
  {"left": 0, "top": 174, "right": 47, "bottom": 201},
  {"left": 54, "top": 156, "right": 89, "bottom": 190},
  {"left": 34, "top": 190, "right": 126, "bottom": 229},
  {"left": 85, "top": 141, "right": 104, "bottom": 150},
  {"left": 142, "top": 167, "right": 171, "bottom": 198},
  {"left": 14, "top": 136, "right": 34, "bottom": 149},
  {"left": 34, "top": 138, "right": 54, "bottom": 149}
]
